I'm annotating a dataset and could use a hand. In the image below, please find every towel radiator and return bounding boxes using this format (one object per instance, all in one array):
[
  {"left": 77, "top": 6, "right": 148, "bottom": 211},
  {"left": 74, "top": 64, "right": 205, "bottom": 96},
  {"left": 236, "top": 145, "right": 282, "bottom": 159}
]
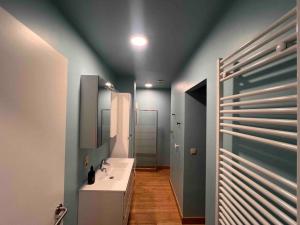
[{"left": 216, "top": 6, "right": 299, "bottom": 225}]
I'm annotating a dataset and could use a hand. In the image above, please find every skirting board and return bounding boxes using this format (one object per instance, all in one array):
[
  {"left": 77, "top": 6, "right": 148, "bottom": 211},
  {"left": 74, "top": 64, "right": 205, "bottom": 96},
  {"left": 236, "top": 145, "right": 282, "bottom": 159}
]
[
  {"left": 169, "top": 178, "right": 183, "bottom": 218},
  {"left": 135, "top": 166, "right": 170, "bottom": 172},
  {"left": 157, "top": 166, "right": 170, "bottom": 169},
  {"left": 135, "top": 167, "right": 157, "bottom": 171},
  {"left": 169, "top": 178, "right": 205, "bottom": 224},
  {"left": 182, "top": 217, "right": 205, "bottom": 224}
]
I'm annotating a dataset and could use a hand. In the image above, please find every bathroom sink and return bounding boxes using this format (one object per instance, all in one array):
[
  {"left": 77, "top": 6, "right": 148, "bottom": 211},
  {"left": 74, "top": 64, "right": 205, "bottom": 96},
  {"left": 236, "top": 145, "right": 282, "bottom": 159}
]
[
  {"left": 107, "top": 158, "right": 130, "bottom": 168},
  {"left": 81, "top": 158, "right": 134, "bottom": 192},
  {"left": 105, "top": 171, "right": 124, "bottom": 181},
  {"left": 79, "top": 158, "right": 135, "bottom": 225},
  {"left": 97, "top": 168, "right": 125, "bottom": 181},
  {"left": 111, "top": 162, "right": 128, "bottom": 168}
]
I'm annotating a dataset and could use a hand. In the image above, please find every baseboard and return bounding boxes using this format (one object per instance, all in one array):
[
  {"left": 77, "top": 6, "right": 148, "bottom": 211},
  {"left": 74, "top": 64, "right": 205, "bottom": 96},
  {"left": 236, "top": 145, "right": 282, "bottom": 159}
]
[
  {"left": 135, "top": 167, "right": 157, "bottom": 172},
  {"left": 169, "top": 178, "right": 183, "bottom": 218},
  {"left": 157, "top": 165, "right": 170, "bottom": 170},
  {"left": 169, "top": 179, "right": 205, "bottom": 224},
  {"left": 135, "top": 166, "right": 170, "bottom": 172},
  {"left": 182, "top": 217, "right": 205, "bottom": 224}
]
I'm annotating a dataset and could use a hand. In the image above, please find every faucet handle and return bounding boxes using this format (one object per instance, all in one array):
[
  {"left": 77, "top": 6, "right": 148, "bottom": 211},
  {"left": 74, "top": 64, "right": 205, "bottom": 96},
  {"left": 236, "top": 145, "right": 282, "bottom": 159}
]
[
  {"left": 99, "top": 159, "right": 110, "bottom": 170},
  {"left": 102, "top": 159, "right": 110, "bottom": 166}
]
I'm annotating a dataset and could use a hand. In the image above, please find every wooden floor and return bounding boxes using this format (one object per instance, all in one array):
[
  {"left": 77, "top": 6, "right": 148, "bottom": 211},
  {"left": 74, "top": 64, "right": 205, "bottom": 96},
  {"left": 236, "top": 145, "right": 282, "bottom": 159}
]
[{"left": 129, "top": 169, "right": 203, "bottom": 225}]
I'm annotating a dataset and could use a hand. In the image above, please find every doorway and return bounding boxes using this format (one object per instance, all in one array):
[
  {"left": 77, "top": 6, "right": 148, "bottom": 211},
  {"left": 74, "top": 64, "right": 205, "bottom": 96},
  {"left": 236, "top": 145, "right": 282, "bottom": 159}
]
[
  {"left": 135, "top": 110, "right": 158, "bottom": 169},
  {"left": 184, "top": 79, "right": 207, "bottom": 218}
]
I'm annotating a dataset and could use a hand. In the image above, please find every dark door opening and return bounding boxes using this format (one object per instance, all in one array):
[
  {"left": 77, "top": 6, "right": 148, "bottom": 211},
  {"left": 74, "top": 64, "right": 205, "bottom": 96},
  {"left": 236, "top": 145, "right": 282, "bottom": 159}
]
[{"left": 183, "top": 79, "right": 207, "bottom": 218}]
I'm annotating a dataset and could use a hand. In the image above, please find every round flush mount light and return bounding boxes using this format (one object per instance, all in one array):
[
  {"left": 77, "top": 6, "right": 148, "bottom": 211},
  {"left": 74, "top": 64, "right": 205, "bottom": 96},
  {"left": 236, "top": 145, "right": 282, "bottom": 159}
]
[
  {"left": 130, "top": 35, "right": 148, "bottom": 48},
  {"left": 145, "top": 83, "right": 153, "bottom": 88}
]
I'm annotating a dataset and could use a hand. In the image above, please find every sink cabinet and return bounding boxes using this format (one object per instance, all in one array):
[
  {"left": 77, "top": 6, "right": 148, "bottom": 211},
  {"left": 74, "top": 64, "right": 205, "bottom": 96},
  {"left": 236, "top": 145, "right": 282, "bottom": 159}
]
[{"left": 78, "top": 158, "right": 134, "bottom": 225}]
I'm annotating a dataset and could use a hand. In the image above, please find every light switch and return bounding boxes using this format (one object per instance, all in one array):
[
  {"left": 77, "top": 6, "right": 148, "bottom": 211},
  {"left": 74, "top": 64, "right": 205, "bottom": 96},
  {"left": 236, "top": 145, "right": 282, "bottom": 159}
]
[{"left": 190, "top": 148, "right": 197, "bottom": 155}]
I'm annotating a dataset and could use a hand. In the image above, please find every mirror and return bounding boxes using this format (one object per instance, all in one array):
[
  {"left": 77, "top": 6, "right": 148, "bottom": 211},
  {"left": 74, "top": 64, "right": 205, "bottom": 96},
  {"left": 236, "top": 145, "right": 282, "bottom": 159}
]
[
  {"left": 98, "top": 78, "right": 115, "bottom": 146},
  {"left": 79, "top": 75, "right": 115, "bottom": 149}
]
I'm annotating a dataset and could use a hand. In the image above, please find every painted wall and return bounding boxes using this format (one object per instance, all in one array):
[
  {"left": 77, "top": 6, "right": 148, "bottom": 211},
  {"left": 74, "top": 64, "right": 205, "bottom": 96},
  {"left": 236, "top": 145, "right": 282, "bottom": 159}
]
[
  {"left": 0, "top": 1, "right": 117, "bottom": 225},
  {"left": 170, "top": 0, "right": 295, "bottom": 223},
  {"left": 136, "top": 88, "right": 171, "bottom": 166}
]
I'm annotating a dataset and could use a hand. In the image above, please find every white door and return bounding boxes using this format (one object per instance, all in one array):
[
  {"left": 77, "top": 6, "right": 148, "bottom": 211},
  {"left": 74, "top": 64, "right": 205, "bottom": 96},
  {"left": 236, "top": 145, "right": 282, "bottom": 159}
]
[{"left": 0, "top": 7, "right": 68, "bottom": 225}]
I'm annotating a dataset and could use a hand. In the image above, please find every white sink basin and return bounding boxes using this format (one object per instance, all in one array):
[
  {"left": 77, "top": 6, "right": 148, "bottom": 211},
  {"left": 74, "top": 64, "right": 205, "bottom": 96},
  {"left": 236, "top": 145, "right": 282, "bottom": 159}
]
[
  {"left": 97, "top": 168, "right": 125, "bottom": 181},
  {"left": 78, "top": 158, "right": 135, "bottom": 225},
  {"left": 111, "top": 162, "right": 128, "bottom": 169},
  {"left": 81, "top": 158, "right": 134, "bottom": 191}
]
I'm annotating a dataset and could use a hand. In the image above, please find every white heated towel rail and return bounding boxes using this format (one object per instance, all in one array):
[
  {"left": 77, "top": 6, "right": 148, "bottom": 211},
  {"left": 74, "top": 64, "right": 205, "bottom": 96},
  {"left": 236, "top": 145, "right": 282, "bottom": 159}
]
[{"left": 215, "top": 5, "right": 299, "bottom": 225}]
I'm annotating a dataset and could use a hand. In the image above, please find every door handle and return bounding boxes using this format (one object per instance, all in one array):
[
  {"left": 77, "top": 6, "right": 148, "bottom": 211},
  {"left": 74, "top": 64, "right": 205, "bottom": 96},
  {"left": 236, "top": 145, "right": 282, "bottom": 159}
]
[
  {"left": 174, "top": 144, "right": 180, "bottom": 149},
  {"left": 55, "top": 203, "right": 68, "bottom": 225}
]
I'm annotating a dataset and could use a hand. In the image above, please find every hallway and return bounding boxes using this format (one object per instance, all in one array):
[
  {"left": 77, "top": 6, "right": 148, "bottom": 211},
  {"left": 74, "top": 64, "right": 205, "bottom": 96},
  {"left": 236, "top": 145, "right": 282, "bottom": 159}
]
[
  {"left": 0, "top": 1, "right": 299, "bottom": 225},
  {"left": 129, "top": 169, "right": 204, "bottom": 225}
]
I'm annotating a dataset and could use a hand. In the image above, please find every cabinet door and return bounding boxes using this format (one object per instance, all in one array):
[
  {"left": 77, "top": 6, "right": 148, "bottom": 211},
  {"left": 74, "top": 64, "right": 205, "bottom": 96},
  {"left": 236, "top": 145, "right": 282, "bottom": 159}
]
[
  {"left": 123, "top": 171, "right": 134, "bottom": 225},
  {"left": 80, "top": 75, "right": 99, "bottom": 149}
]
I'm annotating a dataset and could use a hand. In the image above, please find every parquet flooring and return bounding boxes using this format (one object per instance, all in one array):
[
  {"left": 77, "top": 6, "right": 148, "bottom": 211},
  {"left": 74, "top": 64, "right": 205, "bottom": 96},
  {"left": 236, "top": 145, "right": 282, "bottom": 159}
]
[{"left": 129, "top": 169, "right": 203, "bottom": 225}]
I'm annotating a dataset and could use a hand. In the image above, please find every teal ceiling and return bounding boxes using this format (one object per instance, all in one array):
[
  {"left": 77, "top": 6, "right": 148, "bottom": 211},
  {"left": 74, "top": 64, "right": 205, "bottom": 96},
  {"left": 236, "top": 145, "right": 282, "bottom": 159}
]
[{"left": 53, "top": 0, "right": 234, "bottom": 87}]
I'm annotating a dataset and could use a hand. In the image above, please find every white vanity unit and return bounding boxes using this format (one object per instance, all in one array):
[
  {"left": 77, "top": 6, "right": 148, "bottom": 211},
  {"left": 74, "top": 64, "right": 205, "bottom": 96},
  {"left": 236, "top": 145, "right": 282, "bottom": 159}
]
[{"left": 78, "top": 158, "right": 135, "bottom": 225}]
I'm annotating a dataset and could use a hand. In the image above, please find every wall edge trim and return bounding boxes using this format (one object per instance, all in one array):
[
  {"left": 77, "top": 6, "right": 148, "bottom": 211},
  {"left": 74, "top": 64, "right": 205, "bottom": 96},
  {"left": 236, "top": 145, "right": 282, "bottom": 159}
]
[{"left": 169, "top": 178, "right": 183, "bottom": 218}]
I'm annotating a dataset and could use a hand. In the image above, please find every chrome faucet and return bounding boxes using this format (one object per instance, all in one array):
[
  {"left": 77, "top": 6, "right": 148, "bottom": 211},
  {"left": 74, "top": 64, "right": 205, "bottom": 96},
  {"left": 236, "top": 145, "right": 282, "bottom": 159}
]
[
  {"left": 100, "top": 167, "right": 107, "bottom": 173},
  {"left": 100, "top": 158, "right": 110, "bottom": 171}
]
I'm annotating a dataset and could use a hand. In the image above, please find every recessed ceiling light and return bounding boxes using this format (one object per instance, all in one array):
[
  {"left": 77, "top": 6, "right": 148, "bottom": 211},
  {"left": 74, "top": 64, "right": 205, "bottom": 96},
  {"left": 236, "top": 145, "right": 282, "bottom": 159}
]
[
  {"left": 145, "top": 83, "right": 153, "bottom": 88},
  {"left": 130, "top": 35, "right": 148, "bottom": 48}
]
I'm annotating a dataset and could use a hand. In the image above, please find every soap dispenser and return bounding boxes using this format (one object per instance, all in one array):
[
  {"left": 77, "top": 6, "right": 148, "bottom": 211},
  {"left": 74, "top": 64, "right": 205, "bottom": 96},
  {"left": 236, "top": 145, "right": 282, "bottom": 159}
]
[{"left": 88, "top": 166, "right": 95, "bottom": 185}]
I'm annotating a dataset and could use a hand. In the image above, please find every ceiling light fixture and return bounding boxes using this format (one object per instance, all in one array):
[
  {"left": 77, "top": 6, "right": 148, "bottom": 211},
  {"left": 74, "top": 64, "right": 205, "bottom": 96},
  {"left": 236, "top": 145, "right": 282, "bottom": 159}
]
[
  {"left": 145, "top": 83, "right": 153, "bottom": 88},
  {"left": 105, "top": 82, "right": 112, "bottom": 87},
  {"left": 130, "top": 35, "right": 148, "bottom": 48}
]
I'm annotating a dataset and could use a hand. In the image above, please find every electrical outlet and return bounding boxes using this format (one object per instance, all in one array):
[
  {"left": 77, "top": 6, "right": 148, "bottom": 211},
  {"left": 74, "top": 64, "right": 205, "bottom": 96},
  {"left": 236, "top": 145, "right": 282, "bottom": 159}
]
[{"left": 84, "top": 155, "right": 89, "bottom": 169}]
